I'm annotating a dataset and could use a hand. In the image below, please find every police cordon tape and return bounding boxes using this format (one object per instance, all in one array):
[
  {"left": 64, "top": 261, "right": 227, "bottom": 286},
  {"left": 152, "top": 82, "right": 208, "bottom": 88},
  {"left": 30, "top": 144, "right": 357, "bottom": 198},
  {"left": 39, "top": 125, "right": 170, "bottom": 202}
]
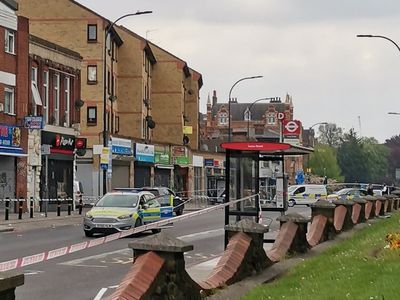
[{"left": 0, "top": 194, "right": 258, "bottom": 272}]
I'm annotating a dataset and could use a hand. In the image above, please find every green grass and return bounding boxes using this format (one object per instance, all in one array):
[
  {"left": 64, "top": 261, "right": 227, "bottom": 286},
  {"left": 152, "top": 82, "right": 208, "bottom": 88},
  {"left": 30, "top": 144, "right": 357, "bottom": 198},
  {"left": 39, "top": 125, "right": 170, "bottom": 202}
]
[{"left": 241, "top": 213, "right": 400, "bottom": 300}]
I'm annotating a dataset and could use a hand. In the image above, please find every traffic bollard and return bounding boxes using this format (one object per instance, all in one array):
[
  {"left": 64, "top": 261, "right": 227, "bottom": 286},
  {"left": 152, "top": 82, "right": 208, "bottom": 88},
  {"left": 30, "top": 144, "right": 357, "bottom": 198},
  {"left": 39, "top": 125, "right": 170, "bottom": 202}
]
[
  {"left": 18, "top": 198, "right": 23, "bottom": 220},
  {"left": 5, "top": 197, "right": 9, "bottom": 221},
  {"left": 30, "top": 197, "right": 34, "bottom": 218},
  {"left": 68, "top": 198, "right": 71, "bottom": 215},
  {"left": 57, "top": 199, "right": 61, "bottom": 216},
  {"left": 79, "top": 195, "right": 83, "bottom": 215}
]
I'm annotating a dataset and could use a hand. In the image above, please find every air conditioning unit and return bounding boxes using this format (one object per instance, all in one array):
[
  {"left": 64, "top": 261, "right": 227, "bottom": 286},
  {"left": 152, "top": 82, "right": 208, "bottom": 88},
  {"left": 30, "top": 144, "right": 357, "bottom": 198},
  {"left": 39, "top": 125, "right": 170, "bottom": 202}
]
[{"left": 0, "top": 103, "right": 3, "bottom": 112}]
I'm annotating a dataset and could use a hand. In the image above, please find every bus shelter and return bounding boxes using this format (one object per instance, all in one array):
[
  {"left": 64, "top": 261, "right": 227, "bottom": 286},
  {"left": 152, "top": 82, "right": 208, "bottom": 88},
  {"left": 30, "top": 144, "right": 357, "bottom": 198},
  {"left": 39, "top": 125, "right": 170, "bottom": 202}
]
[{"left": 220, "top": 142, "right": 313, "bottom": 247}]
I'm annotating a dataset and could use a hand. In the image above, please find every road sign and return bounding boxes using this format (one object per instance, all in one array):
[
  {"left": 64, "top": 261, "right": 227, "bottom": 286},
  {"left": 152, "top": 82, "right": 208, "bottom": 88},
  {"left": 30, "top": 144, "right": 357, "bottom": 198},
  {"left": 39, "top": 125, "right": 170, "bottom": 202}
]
[
  {"left": 41, "top": 144, "right": 51, "bottom": 155},
  {"left": 283, "top": 120, "right": 301, "bottom": 136},
  {"left": 277, "top": 112, "right": 285, "bottom": 120}
]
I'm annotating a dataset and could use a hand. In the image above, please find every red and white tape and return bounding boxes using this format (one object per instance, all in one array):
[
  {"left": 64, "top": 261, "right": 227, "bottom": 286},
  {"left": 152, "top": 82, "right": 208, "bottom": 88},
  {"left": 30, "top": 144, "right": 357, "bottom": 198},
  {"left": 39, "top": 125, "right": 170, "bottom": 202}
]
[{"left": 0, "top": 195, "right": 258, "bottom": 272}]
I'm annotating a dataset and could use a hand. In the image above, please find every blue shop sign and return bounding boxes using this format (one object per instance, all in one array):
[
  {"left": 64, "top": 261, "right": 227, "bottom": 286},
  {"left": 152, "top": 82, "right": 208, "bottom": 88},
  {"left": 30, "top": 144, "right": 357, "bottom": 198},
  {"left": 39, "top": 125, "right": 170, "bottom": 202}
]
[
  {"left": 204, "top": 159, "right": 214, "bottom": 167},
  {"left": 135, "top": 143, "right": 155, "bottom": 163},
  {"left": 24, "top": 116, "right": 43, "bottom": 129},
  {"left": 0, "top": 124, "right": 24, "bottom": 154},
  {"left": 112, "top": 137, "right": 132, "bottom": 155}
]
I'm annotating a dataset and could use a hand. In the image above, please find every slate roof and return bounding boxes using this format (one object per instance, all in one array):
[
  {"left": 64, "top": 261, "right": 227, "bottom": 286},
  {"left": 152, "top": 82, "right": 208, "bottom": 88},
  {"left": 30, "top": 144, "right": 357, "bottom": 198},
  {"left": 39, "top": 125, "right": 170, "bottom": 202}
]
[{"left": 211, "top": 102, "right": 287, "bottom": 121}]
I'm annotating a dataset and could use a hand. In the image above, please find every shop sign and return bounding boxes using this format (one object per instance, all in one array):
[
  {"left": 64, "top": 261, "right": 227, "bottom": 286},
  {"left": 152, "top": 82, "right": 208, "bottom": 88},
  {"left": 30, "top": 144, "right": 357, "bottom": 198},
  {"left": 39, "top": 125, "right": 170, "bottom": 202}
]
[
  {"left": 204, "top": 159, "right": 214, "bottom": 167},
  {"left": 42, "top": 131, "right": 75, "bottom": 154},
  {"left": 174, "top": 156, "right": 189, "bottom": 165},
  {"left": 171, "top": 146, "right": 189, "bottom": 165},
  {"left": 154, "top": 145, "right": 170, "bottom": 165},
  {"left": 24, "top": 116, "right": 43, "bottom": 129},
  {"left": 183, "top": 126, "right": 193, "bottom": 134},
  {"left": 100, "top": 147, "right": 110, "bottom": 169},
  {"left": 192, "top": 155, "right": 203, "bottom": 167},
  {"left": 112, "top": 137, "right": 132, "bottom": 155},
  {"left": 0, "top": 125, "right": 21, "bottom": 148},
  {"left": 135, "top": 143, "right": 155, "bottom": 163}
]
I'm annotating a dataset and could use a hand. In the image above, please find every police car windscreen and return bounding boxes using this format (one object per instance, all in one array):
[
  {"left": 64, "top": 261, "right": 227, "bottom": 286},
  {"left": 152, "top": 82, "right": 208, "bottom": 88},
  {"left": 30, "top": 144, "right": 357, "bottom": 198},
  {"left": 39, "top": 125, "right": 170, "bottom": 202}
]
[{"left": 96, "top": 194, "right": 139, "bottom": 207}]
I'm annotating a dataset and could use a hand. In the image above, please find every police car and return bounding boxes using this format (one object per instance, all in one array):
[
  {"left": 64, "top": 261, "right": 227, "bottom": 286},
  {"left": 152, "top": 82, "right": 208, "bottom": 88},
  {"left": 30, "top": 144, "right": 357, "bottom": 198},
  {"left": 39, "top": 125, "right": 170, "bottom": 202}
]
[{"left": 83, "top": 190, "right": 173, "bottom": 237}]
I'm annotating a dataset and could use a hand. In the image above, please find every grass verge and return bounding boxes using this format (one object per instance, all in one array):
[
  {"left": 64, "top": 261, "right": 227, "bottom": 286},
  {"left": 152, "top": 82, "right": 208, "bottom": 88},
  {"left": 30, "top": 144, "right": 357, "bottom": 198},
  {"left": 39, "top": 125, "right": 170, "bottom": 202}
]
[{"left": 241, "top": 213, "right": 400, "bottom": 300}]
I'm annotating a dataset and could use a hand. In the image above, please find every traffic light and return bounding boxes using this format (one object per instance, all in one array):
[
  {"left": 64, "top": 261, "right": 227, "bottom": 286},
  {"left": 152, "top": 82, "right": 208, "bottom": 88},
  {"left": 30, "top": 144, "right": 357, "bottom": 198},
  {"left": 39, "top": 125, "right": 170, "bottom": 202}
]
[
  {"left": 183, "top": 135, "right": 189, "bottom": 145},
  {"left": 76, "top": 137, "right": 87, "bottom": 156}
]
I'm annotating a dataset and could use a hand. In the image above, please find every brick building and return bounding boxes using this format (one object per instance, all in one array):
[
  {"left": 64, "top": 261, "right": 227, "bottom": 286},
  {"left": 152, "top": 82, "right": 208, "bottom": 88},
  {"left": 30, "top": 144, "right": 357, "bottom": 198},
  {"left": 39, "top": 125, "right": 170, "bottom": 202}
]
[{"left": 0, "top": 0, "right": 28, "bottom": 200}]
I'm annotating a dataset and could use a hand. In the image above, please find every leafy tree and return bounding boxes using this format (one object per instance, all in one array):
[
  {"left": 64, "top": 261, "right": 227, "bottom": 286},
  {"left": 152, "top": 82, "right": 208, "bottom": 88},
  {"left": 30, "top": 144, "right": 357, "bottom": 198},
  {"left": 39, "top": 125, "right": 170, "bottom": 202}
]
[
  {"left": 318, "top": 123, "right": 343, "bottom": 148},
  {"left": 307, "top": 144, "right": 343, "bottom": 181},
  {"left": 361, "top": 137, "right": 389, "bottom": 183},
  {"left": 385, "top": 135, "right": 400, "bottom": 183}
]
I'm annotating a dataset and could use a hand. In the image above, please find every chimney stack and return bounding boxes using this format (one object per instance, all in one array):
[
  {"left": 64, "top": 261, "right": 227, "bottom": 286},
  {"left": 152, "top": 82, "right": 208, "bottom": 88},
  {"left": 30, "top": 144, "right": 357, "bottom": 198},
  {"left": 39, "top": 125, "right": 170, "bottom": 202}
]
[{"left": 212, "top": 90, "right": 217, "bottom": 106}]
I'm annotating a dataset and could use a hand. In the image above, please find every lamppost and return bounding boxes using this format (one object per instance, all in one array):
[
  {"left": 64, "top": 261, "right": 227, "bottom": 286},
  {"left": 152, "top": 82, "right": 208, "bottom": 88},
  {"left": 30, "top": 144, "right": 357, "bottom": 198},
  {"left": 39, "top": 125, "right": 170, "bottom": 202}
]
[
  {"left": 309, "top": 122, "right": 328, "bottom": 147},
  {"left": 102, "top": 11, "right": 152, "bottom": 195},
  {"left": 246, "top": 97, "right": 280, "bottom": 139},
  {"left": 356, "top": 34, "right": 400, "bottom": 53},
  {"left": 388, "top": 112, "right": 400, "bottom": 115},
  {"left": 227, "top": 76, "right": 263, "bottom": 142}
]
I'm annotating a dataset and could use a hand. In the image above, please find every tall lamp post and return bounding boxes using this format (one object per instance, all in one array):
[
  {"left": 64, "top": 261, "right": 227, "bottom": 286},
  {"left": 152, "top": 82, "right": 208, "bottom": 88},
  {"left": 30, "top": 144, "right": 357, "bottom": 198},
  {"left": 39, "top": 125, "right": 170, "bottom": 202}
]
[
  {"left": 309, "top": 122, "right": 328, "bottom": 147},
  {"left": 357, "top": 34, "right": 400, "bottom": 53},
  {"left": 388, "top": 112, "right": 400, "bottom": 115},
  {"left": 246, "top": 97, "right": 280, "bottom": 139},
  {"left": 227, "top": 76, "right": 263, "bottom": 142},
  {"left": 102, "top": 11, "right": 152, "bottom": 195}
]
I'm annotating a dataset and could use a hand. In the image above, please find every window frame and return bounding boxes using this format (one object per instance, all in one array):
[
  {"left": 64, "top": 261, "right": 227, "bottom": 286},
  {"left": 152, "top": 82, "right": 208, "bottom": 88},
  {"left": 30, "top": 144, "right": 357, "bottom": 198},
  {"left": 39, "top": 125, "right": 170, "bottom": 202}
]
[
  {"left": 43, "top": 71, "right": 49, "bottom": 124},
  {"left": 31, "top": 67, "right": 38, "bottom": 115},
  {"left": 64, "top": 76, "right": 70, "bottom": 127},
  {"left": 87, "top": 106, "right": 97, "bottom": 125},
  {"left": 53, "top": 73, "right": 60, "bottom": 125},
  {"left": 4, "top": 29, "right": 15, "bottom": 54},
  {"left": 87, "top": 24, "right": 97, "bottom": 42},
  {"left": 4, "top": 86, "right": 15, "bottom": 115},
  {"left": 267, "top": 112, "right": 276, "bottom": 125},
  {"left": 87, "top": 65, "right": 98, "bottom": 84}
]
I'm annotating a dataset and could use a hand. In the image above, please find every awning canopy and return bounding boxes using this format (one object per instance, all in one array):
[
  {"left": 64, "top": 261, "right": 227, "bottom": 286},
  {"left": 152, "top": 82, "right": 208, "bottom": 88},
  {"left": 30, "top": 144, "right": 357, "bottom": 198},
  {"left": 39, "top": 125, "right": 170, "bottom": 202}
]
[{"left": 221, "top": 142, "right": 313, "bottom": 156}]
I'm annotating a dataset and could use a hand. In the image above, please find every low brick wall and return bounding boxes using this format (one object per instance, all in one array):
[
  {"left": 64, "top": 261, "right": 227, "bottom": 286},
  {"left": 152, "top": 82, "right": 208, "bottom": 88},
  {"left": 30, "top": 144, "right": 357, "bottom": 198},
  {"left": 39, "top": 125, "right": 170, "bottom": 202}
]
[{"left": 0, "top": 271, "right": 24, "bottom": 300}]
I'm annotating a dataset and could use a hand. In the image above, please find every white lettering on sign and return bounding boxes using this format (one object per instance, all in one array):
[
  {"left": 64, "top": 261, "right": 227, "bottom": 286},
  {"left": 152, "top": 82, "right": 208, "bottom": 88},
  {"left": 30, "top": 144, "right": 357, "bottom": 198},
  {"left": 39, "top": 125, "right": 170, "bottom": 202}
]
[
  {"left": 21, "top": 253, "right": 45, "bottom": 267},
  {"left": 60, "top": 137, "right": 74, "bottom": 146}
]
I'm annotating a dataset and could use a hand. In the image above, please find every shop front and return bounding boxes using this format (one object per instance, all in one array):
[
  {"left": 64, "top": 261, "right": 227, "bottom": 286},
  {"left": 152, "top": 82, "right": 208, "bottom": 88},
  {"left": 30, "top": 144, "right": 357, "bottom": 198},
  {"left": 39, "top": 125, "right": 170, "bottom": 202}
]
[
  {"left": 41, "top": 131, "right": 75, "bottom": 201},
  {"left": 192, "top": 155, "right": 204, "bottom": 195},
  {"left": 205, "top": 158, "right": 225, "bottom": 200},
  {"left": 0, "top": 124, "right": 27, "bottom": 200},
  {"left": 134, "top": 143, "right": 154, "bottom": 187},
  {"left": 111, "top": 137, "right": 134, "bottom": 189},
  {"left": 172, "top": 146, "right": 189, "bottom": 196},
  {"left": 154, "top": 145, "right": 173, "bottom": 188}
]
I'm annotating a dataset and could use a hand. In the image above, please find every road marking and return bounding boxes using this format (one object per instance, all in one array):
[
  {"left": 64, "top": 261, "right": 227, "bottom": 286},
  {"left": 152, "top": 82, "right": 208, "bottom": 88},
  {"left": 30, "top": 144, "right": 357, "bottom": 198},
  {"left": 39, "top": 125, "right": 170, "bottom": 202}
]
[
  {"left": 24, "top": 270, "right": 44, "bottom": 275},
  {"left": 93, "top": 287, "right": 108, "bottom": 300},
  {"left": 177, "top": 228, "right": 224, "bottom": 242}
]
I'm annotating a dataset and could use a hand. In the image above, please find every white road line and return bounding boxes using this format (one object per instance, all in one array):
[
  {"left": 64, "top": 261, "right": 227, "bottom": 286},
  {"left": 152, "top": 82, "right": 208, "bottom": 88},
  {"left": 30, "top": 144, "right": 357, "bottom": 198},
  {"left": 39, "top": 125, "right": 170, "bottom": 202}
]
[
  {"left": 93, "top": 287, "right": 108, "bottom": 300},
  {"left": 177, "top": 228, "right": 224, "bottom": 242}
]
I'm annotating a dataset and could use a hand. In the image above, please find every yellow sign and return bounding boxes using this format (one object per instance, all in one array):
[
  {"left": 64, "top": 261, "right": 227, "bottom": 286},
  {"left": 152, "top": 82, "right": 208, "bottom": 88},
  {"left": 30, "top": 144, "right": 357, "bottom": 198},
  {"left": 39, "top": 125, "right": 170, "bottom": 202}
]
[
  {"left": 100, "top": 147, "right": 110, "bottom": 164},
  {"left": 183, "top": 126, "right": 193, "bottom": 134}
]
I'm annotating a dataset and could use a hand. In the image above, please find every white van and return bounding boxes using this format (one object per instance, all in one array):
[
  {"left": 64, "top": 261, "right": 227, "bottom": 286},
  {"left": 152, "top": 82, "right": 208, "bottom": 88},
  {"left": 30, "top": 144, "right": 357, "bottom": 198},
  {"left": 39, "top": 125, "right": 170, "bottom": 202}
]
[{"left": 287, "top": 184, "right": 327, "bottom": 207}]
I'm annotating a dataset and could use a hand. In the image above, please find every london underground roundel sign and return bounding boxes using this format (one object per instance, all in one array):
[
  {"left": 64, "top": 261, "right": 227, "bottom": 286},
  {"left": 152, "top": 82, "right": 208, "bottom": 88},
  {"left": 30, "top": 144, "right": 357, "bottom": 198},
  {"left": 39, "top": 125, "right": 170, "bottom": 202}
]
[{"left": 283, "top": 120, "right": 301, "bottom": 135}]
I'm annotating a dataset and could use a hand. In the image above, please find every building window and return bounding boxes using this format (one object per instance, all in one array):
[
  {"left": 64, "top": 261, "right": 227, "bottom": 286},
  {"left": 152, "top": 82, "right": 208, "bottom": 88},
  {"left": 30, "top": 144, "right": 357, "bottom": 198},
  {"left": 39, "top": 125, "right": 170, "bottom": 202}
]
[
  {"left": 219, "top": 112, "right": 228, "bottom": 125},
  {"left": 43, "top": 71, "right": 49, "bottom": 123},
  {"left": 267, "top": 112, "right": 276, "bottom": 125},
  {"left": 244, "top": 108, "right": 251, "bottom": 121},
  {"left": 87, "top": 106, "right": 97, "bottom": 125},
  {"left": 4, "top": 87, "right": 15, "bottom": 114},
  {"left": 64, "top": 77, "right": 70, "bottom": 127},
  {"left": 87, "top": 65, "right": 97, "bottom": 83},
  {"left": 53, "top": 74, "right": 60, "bottom": 125},
  {"left": 31, "top": 67, "right": 42, "bottom": 115},
  {"left": 87, "top": 24, "right": 97, "bottom": 42},
  {"left": 4, "top": 30, "right": 15, "bottom": 54}
]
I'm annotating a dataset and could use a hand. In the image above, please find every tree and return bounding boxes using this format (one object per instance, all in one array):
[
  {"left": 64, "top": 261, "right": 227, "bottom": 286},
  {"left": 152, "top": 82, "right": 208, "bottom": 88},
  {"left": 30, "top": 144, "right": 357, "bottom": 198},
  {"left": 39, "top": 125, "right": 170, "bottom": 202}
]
[
  {"left": 385, "top": 135, "right": 400, "bottom": 183},
  {"left": 361, "top": 137, "right": 389, "bottom": 183},
  {"left": 318, "top": 123, "right": 343, "bottom": 148},
  {"left": 308, "top": 144, "right": 343, "bottom": 181}
]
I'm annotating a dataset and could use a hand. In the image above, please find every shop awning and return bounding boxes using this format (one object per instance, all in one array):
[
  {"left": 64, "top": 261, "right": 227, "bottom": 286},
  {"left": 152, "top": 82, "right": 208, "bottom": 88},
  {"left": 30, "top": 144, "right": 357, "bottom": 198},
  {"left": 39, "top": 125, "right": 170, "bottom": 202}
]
[
  {"left": 0, "top": 151, "right": 28, "bottom": 157},
  {"left": 31, "top": 82, "right": 43, "bottom": 106},
  {"left": 155, "top": 164, "right": 174, "bottom": 169}
]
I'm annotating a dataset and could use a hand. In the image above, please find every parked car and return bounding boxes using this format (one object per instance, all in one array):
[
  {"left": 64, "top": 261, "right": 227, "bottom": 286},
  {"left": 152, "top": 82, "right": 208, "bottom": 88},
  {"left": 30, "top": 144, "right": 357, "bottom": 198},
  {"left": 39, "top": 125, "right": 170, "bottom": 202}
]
[
  {"left": 113, "top": 187, "right": 184, "bottom": 216},
  {"left": 327, "top": 188, "right": 369, "bottom": 202},
  {"left": 287, "top": 184, "right": 327, "bottom": 207},
  {"left": 83, "top": 190, "right": 173, "bottom": 237}
]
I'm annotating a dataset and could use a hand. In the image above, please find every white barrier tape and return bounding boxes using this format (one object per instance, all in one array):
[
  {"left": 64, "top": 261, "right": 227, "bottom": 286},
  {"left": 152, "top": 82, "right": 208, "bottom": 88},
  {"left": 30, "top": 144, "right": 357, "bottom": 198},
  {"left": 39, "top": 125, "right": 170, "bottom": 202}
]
[{"left": 0, "top": 194, "right": 258, "bottom": 272}]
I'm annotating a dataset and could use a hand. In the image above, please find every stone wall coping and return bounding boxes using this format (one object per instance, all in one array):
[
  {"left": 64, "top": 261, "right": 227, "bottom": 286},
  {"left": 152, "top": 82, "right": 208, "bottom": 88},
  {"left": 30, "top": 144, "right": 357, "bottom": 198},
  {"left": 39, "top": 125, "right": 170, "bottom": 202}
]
[
  {"left": 128, "top": 232, "right": 193, "bottom": 253},
  {"left": 375, "top": 196, "right": 387, "bottom": 201},
  {"left": 362, "top": 195, "right": 377, "bottom": 201},
  {"left": 383, "top": 194, "right": 395, "bottom": 199},
  {"left": 332, "top": 199, "right": 355, "bottom": 206},
  {"left": 309, "top": 199, "right": 336, "bottom": 209},
  {"left": 225, "top": 219, "right": 269, "bottom": 234},
  {"left": 0, "top": 271, "right": 24, "bottom": 292},
  {"left": 277, "top": 213, "right": 311, "bottom": 223},
  {"left": 352, "top": 197, "right": 367, "bottom": 204},
  {"left": 391, "top": 190, "right": 400, "bottom": 196}
]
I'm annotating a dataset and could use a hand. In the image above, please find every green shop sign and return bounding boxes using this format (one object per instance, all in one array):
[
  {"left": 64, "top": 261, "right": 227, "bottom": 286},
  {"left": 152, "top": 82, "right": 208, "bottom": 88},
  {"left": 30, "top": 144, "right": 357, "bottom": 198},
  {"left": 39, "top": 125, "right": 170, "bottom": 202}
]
[{"left": 154, "top": 146, "right": 170, "bottom": 165}]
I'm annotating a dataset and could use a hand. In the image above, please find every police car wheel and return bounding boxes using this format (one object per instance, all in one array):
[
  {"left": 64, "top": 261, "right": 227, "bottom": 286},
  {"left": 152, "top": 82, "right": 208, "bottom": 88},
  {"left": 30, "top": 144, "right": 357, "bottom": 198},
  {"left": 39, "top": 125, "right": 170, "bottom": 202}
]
[
  {"left": 134, "top": 218, "right": 142, "bottom": 228},
  {"left": 84, "top": 230, "right": 93, "bottom": 237},
  {"left": 288, "top": 199, "right": 295, "bottom": 207},
  {"left": 176, "top": 207, "right": 183, "bottom": 216}
]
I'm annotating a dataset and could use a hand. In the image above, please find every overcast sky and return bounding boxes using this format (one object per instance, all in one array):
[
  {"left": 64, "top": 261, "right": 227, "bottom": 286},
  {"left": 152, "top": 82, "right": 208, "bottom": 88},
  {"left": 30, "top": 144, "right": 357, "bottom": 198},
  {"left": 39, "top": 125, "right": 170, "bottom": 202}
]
[{"left": 77, "top": 0, "right": 400, "bottom": 143}]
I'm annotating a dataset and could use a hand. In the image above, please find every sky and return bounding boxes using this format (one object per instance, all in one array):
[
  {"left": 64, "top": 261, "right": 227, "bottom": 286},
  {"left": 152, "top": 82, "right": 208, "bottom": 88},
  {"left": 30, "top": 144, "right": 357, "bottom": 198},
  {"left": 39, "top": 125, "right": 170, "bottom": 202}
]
[{"left": 77, "top": 0, "right": 400, "bottom": 143}]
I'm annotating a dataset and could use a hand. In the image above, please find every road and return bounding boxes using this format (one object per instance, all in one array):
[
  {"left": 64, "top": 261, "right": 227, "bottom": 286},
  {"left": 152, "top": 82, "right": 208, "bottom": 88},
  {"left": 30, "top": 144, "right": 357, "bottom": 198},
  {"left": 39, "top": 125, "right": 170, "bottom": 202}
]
[{"left": 0, "top": 206, "right": 310, "bottom": 300}]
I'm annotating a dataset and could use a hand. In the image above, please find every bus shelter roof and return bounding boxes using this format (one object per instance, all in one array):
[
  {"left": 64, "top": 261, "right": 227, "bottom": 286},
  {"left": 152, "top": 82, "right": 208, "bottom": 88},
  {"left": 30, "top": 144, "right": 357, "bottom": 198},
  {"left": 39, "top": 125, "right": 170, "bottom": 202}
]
[{"left": 220, "top": 142, "right": 314, "bottom": 156}]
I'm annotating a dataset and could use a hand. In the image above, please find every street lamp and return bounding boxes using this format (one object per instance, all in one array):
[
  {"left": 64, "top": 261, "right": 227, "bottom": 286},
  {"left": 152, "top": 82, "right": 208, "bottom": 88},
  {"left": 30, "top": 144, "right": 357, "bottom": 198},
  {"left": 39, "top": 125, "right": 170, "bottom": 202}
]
[
  {"left": 388, "top": 112, "right": 400, "bottom": 115},
  {"left": 227, "top": 76, "right": 263, "bottom": 142},
  {"left": 309, "top": 122, "right": 328, "bottom": 147},
  {"left": 246, "top": 97, "right": 280, "bottom": 139},
  {"left": 102, "top": 11, "right": 152, "bottom": 195},
  {"left": 356, "top": 34, "right": 400, "bottom": 53}
]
